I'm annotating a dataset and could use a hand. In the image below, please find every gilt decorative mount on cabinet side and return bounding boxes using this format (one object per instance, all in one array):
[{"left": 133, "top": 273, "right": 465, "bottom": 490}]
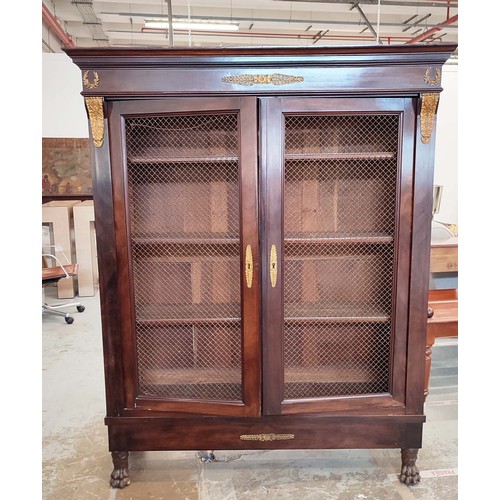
[
  {"left": 420, "top": 93, "right": 440, "bottom": 144},
  {"left": 222, "top": 73, "right": 304, "bottom": 86},
  {"left": 85, "top": 96, "right": 105, "bottom": 148}
]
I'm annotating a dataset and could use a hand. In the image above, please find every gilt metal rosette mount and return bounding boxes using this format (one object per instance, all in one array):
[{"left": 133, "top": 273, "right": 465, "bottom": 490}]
[{"left": 222, "top": 73, "right": 304, "bottom": 86}]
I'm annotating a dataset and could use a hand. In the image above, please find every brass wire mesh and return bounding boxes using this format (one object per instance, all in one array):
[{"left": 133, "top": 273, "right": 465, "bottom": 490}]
[
  {"left": 125, "top": 113, "right": 242, "bottom": 401},
  {"left": 283, "top": 114, "right": 399, "bottom": 399}
]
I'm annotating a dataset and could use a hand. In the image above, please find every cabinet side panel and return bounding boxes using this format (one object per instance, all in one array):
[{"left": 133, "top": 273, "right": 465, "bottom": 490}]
[
  {"left": 91, "top": 109, "right": 126, "bottom": 416},
  {"left": 405, "top": 95, "right": 438, "bottom": 414}
]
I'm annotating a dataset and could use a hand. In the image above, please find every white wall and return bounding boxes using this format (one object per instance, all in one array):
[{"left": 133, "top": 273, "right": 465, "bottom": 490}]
[
  {"left": 434, "top": 65, "right": 458, "bottom": 226},
  {"left": 42, "top": 53, "right": 89, "bottom": 138}
]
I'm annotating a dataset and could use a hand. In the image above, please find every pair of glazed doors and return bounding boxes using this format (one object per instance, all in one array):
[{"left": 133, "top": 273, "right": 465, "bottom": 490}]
[{"left": 105, "top": 95, "right": 416, "bottom": 418}]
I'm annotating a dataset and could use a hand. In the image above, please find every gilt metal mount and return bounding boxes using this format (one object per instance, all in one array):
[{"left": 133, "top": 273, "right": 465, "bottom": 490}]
[
  {"left": 420, "top": 93, "right": 439, "bottom": 144},
  {"left": 83, "top": 70, "right": 100, "bottom": 90},
  {"left": 85, "top": 96, "right": 105, "bottom": 148},
  {"left": 424, "top": 67, "right": 441, "bottom": 86},
  {"left": 222, "top": 73, "right": 304, "bottom": 86},
  {"left": 240, "top": 433, "right": 295, "bottom": 442}
]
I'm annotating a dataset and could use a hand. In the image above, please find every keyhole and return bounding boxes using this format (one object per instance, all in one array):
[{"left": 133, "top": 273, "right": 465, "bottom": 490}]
[
  {"left": 247, "top": 263, "right": 251, "bottom": 270},
  {"left": 272, "top": 263, "right": 276, "bottom": 270}
]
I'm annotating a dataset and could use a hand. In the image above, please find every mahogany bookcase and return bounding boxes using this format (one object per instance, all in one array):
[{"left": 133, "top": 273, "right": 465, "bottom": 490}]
[{"left": 65, "top": 43, "right": 456, "bottom": 488}]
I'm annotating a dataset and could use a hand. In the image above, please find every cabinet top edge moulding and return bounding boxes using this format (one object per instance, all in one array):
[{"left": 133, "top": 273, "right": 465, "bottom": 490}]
[{"left": 64, "top": 43, "right": 457, "bottom": 98}]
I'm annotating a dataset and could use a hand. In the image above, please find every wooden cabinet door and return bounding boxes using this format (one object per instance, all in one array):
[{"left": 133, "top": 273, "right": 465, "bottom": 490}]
[
  {"left": 260, "top": 97, "right": 416, "bottom": 415},
  {"left": 107, "top": 97, "right": 260, "bottom": 416}
]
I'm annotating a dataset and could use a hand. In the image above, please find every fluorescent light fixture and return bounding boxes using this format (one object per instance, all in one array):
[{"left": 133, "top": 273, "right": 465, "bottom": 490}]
[{"left": 145, "top": 19, "right": 239, "bottom": 31}]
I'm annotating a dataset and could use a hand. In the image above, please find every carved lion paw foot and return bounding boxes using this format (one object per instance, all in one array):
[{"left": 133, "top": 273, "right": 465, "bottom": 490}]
[
  {"left": 399, "top": 464, "right": 421, "bottom": 485},
  {"left": 110, "top": 468, "right": 130, "bottom": 489}
]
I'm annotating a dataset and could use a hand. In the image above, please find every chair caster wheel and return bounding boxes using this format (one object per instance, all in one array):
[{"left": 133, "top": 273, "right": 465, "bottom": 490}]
[
  {"left": 65, "top": 316, "right": 75, "bottom": 324},
  {"left": 77, "top": 305, "right": 85, "bottom": 313}
]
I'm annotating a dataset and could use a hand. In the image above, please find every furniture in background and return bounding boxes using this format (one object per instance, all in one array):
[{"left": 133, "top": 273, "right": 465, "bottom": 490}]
[
  {"left": 430, "top": 234, "right": 458, "bottom": 274},
  {"left": 73, "top": 200, "right": 98, "bottom": 296},
  {"left": 425, "top": 235, "right": 458, "bottom": 399},
  {"left": 42, "top": 253, "right": 85, "bottom": 324},
  {"left": 42, "top": 200, "right": 81, "bottom": 298},
  {"left": 66, "top": 43, "right": 456, "bottom": 488}
]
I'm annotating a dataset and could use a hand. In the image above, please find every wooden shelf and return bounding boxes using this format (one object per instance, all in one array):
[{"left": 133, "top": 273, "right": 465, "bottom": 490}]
[
  {"left": 132, "top": 235, "right": 239, "bottom": 245},
  {"left": 284, "top": 303, "right": 389, "bottom": 323},
  {"left": 132, "top": 233, "right": 391, "bottom": 246},
  {"left": 136, "top": 303, "right": 388, "bottom": 325},
  {"left": 128, "top": 154, "right": 238, "bottom": 164},
  {"left": 285, "top": 152, "right": 395, "bottom": 161},
  {"left": 285, "top": 232, "right": 393, "bottom": 245},
  {"left": 136, "top": 303, "right": 241, "bottom": 325},
  {"left": 141, "top": 365, "right": 376, "bottom": 387},
  {"left": 285, "top": 366, "right": 376, "bottom": 384},
  {"left": 142, "top": 367, "right": 241, "bottom": 386}
]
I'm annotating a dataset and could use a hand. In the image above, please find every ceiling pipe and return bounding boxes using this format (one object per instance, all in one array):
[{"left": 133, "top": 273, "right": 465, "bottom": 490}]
[
  {"left": 110, "top": 11, "right": 458, "bottom": 32},
  {"left": 405, "top": 14, "right": 457, "bottom": 43},
  {"left": 42, "top": 2, "right": 75, "bottom": 48},
  {"left": 274, "top": 0, "right": 457, "bottom": 7},
  {"left": 140, "top": 27, "right": 413, "bottom": 43}
]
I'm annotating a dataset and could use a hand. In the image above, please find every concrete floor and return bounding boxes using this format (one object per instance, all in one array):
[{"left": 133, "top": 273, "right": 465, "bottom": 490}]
[{"left": 42, "top": 285, "right": 458, "bottom": 499}]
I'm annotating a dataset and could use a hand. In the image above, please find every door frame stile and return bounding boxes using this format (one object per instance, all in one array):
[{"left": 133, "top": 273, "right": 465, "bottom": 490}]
[
  {"left": 238, "top": 96, "right": 262, "bottom": 416},
  {"left": 260, "top": 97, "right": 286, "bottom": 416}
]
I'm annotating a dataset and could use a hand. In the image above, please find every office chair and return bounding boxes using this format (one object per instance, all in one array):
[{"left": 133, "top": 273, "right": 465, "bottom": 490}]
[{"left": 42, "top": 252, "right": 85, "bottom": 324}]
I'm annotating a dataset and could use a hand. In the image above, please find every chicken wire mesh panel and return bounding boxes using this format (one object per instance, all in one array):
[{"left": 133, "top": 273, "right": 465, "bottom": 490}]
[
  {"left": 125, "top": 113, "right": 243, "bottom": 402},
  {"left": 137, "top": 323, "right": 242, "bottom": 400},
  {"left": 283, "top": 113, "right": 399, "bottom": 400},
  {"left": 284, "top": 322, "right": 392, "bottom": 398}
]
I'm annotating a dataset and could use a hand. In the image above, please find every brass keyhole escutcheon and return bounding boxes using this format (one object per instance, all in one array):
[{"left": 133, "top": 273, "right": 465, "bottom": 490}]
[
  {"left": 245, "top": 245, "right": 253, "bottom": 289},
  {"left": 270, "top": 245, "right": 278, "bottom": 288}
]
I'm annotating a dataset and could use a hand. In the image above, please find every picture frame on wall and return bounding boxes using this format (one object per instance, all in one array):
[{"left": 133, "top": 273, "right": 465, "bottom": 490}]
[{"left": 42, "top": 138, "right": 92, "bottom": 197}]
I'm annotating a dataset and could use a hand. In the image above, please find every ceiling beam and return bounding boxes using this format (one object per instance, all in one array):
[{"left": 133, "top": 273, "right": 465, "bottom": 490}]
[
  {"left": 405, "top": 13, "right": 457, "bottom": 43},
  {"left": 402, "top": 14, "right": 432, "bottom": 32}
]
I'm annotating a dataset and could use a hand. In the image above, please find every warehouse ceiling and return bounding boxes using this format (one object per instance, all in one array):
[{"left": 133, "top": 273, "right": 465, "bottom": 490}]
[{"left": 42, "top": 0, "right": 458, "bottom": 55}]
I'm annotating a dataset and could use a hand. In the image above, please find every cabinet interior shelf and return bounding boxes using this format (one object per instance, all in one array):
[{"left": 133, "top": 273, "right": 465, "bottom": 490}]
[
  {"left": 141, "top": 365, "right": 377, "bottom": 387},
  {"left": 128, "top": 152, "right": 396, "bottom": 165},
  {"left": 284, "top": 303, "right": 389, "bottom": 323},
  {"left": 136, "top": 303, "right": 241, "bottom": 324},
  {"left": 131, "top": 233, "right": 392, "bottom": 246},
  {"left": 285, "top": 233, "right": 393, "bottom": 245},
  {"left": 132, "top": 235, "right": 239, "bottom": 245},
  {"left": 285, "top": 152, "right": 396, "bottom": 161},
  {"left": 135, "top": 303, "right": 388, "bottom": 325},
  {"left": 128, "top": 154, "right": 238, "bottom": 164}
]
